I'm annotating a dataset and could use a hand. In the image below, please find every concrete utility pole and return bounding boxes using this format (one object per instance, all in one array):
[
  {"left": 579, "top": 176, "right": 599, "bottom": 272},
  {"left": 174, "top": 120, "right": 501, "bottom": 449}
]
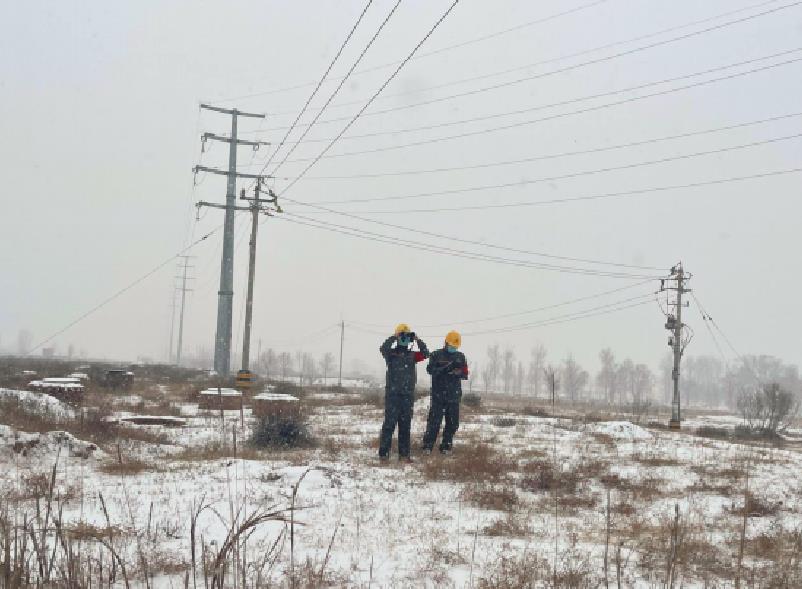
[
  {"left": 338, "top": 320, "right": 345, "bottom": 388},
  {"left": 240, "top": 179, "right": 280, "bottom": 371},
  {"left": 175, "top": 255, "right": 195, "bottom": 366},
  {"left": 195, "top": 104, "right": 269, "bottom": 376},
  {"left": 168, "top": 288, "right": 178, "bottom": 363},
  {"left": 663, "top": 263, "right": 691, "bottom": 429}
]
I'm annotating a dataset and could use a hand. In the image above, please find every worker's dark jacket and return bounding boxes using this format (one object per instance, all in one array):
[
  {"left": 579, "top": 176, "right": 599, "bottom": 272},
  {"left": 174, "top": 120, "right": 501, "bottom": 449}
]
[
  {"left": 426, "top": 349, "right": 468, "bottom": 400},
  {"left": 379, "top": 336, "right": 429, "bottom": 396}
]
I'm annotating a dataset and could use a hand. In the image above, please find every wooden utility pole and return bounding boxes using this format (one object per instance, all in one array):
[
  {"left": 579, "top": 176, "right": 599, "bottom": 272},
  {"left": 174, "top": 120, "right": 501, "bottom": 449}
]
[{"left": 338, "top": 320, "right": 345, "bottom": 388}]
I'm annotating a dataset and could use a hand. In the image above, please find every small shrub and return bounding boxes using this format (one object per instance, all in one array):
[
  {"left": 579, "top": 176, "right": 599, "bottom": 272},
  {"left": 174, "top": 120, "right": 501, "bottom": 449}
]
[
  {"left": 731, "top": 492, "right": 782, "bottom": 518},
  {"left": 250, "top": 415, "right": 313, "bottom": 449},
  {"left": 522, "top": 406, "right": 549, "bottom": 417},
  {"left": 483, "top": 512, "right": 530, "bottom": 537},
  {"left": 461, "top": 483, "right": 518, "bottom": 511}
]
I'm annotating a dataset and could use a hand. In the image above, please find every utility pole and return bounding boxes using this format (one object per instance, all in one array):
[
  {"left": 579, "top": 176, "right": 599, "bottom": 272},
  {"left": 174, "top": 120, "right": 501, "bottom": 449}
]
[
  {"left": 338, "top": 320, "right": 345, "bottom": 388},
  {"left": 168, "top": 288, "right": 178, "bottom": 363},
  {"left": 240, "top": 179, "right": 280, "bottom": 372},
  {"left": 662, "top": 263, "right": 691, "bottom": 429},
  {"left": 194, "top": 103, "right": 270, "bottom": 377},
  {"left": 175, "top": 255, "right": 195, "bottom": 366}
]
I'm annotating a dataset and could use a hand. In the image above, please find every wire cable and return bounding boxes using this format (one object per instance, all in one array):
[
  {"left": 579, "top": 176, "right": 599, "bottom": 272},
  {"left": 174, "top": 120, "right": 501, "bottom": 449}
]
[
  {"left": 275, "top": 213, "right": 662, "bottom": 279},
  {"left": 258, "top": 0, "right": 375, "bottom": 176},
  {"left": 301, "top": 166, "right": 802, "bottom": 214},
  {"left": 256, "top": 0, "right": 788, "bottom": 119},
  {"left": 213, "top": 0, "right": 610, "bottom": 103},
  {"left": 310, "top": 132, "right": 802, "bottom": 205},
  {"left": 293, "top": 112, "right": 802, "bottom": 179},
  {"left": 265, "top": 0, "right": 401, "bottom": 178},
  {"left": 278, "top": 0, "right": 463, "bottom": 197},
  {"left": 28, "top": 229, "right": 220, "bottom": 354},
  {"left": 278, "top": 51, "right": 802, "bottom": 163},
  {"left": 265, "top": 2, "right": 802, "bottom": 133}
]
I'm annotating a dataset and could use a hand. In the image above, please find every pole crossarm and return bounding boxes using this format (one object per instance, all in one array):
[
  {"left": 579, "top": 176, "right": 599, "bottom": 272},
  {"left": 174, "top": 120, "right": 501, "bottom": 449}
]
[
  {"left": 193, "top": 165, "right": 273, "bottom": 179},
  {"left": 202, "top": 132, "right": 270, "bottom": 148},
  {"left": 200, "top": 103, "right": 265, "bottom": 118}
]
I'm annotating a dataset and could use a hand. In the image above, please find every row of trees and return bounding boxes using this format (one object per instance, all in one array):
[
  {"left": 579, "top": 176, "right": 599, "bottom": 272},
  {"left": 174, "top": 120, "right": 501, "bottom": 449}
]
[
  {"left": 471, "top": 343, "right": 801, "bottom": 410},
  {"left": 255, "top": 349, "right": 340, "bottom": 385}
]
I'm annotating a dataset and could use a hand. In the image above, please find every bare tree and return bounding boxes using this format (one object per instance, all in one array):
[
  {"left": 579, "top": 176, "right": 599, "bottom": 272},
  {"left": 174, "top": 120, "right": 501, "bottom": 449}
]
[
  {"left": 528, "top": 344, "right": 547, "bottom": 398},
  {"left": 632, "top": 363, "right": 654, "bottom": 406},
  {"left": 320, "top": 352, "right": 335, "bottom": 384},
  {"left": 616, "top": 359, "right": 635, "bottom": 409},
  {"left": 543, "top": 365, "right": 560, "bottom": 404},
  {"left": 486, "top": 344, "right": 501, "bottom": 391},
  {"left": 481, "top": 365, "right": 493, "bottom": 394},
  {"left": 738, "top": 382, "right": 799, "bottom": 435},
  {"left": 562, "top": 355, "right": 588, "bottom": 403},
  {"left": 597, "top": 348, "right": 617, "bottom": 405},
  {"left": 278, "top": 352, "right": 292, "bottom": 380},
  {"left": 515, "top": 361, "right": 525, "bottom": 396},
  {"left": 502, "top": 348, "right": 516, "bottom": 394}
]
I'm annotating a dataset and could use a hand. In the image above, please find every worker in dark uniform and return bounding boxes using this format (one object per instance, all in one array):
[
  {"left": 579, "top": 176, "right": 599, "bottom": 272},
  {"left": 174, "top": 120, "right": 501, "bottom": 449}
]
[
  {"left": 379, "top": 323, "right": 429, "bottom": 461},
  {"left": 423, "top": 330, "right": 468, "bottom": 455}
]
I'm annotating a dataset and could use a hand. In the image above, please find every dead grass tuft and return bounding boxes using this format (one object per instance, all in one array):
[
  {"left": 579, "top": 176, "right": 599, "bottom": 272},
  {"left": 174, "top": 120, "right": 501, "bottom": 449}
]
[
  {"left": 421, "top": 443, "right": 514, "bottom": 483},
  {"left": 483, "top": 512, "right": 531, "bottom": 537},
  {"left": 461, "top": 483, "right": 518, "bottom": 512}
]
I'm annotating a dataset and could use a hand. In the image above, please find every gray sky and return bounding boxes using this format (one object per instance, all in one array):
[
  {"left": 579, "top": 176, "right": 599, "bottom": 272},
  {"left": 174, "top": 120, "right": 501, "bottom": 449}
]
[{"left": 1, "top": 0, "right": 801, "bottom": 376}]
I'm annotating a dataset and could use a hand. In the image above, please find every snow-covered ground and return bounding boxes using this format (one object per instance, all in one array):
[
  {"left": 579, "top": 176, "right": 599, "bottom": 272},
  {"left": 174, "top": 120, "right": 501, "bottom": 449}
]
[{"left": 1, "top": 387, "right": 801, "bottom": 587}]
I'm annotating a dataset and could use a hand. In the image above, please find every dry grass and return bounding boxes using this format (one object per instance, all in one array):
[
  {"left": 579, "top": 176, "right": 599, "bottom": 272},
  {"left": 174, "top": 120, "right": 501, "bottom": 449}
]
[
  {"left": 421, "top": 442, "right": 515, "bottom": 483},
  {"left": 634, "top": 455, "right": 682, "bottom": 467},
  {"left": 172, "top": 441, "right": 264, "bottom": 462},
  {"left": 98, "top": 458, "right": 152, "bottom": 476},
  {"left": 730, "top": 492, "right": 782, "bottom": 518},
  {"left": 483, "top": 512, "right": 531, "bottom": 537},
  {"left": 461, "top": 483, "right": 519, "bottom": 512}
]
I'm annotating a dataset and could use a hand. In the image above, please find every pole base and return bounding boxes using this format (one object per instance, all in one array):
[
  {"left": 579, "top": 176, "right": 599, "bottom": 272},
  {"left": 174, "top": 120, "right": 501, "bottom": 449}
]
[{"left": 668, "top": 419, "right": 681, "bottom": 430}]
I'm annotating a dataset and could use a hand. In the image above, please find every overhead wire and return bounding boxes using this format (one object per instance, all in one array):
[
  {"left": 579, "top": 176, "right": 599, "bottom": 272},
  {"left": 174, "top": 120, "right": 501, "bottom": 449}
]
[
  {"left": 309, "top": 132, "right": 802, "bottom": 205},
  {"left": 299, "top": 166, "right": 802, "bottom": 214},
  {"left": 264, "top": 0, "right": 403, "bottom": 178},
  {"left": 213, "top": 0, "right": 610, "bottom": 103},
  {"left": 277, "top": 50, "right": 802, "bottom": 163},
  {"left": 293, "top": 112, "right": 802, "bottom": 179},
  {"left": 415, "top": 279, "right": 657, "bottom": 328},
  {"left": 275, "top": 213, "right": 663, "bottom": 279},
  {"left": 278, "top": 0, "right": 464, "bottom": 197},
  {"left": 253, "top": 0, "right": 787, "bottom": 119},
  {"left": 263, "top": 2, "right": 802, "bottom": 134},
  {"left": 259, "top": 0, "right": 375, "bottom": 175},
  {"left": 27, "top": 228, "right": 220, "bottom": 354}
]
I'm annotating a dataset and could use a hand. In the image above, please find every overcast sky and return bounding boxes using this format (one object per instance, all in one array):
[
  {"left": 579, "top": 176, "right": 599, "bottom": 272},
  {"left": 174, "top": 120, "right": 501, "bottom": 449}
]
[{"left": 1, "top": 0, "right": 800, "bottom": 376}]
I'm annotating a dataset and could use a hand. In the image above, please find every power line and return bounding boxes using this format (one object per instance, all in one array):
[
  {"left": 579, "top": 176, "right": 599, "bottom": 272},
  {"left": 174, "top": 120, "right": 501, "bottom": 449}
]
[
  {"left": 299, "top": 166, "right": 802, "bottom": 214},
  {"left": 275, "top": 213, "right": 662, "bottom": 279},
  {"left": 415, "top": 279, "right": 656, "bottom": 328},
  {"left": 277, "top": 51, "right": 802, "bottom": 163},
  {"left": 264, "top": 0, "right": 402, "bottom": 179},
  {"left": 263, "top": 3, "right": 802, "bottom": 133},
  {"left": 28, "top": 229, "right": 219, "bottom": 355},
  {"left": 277, "top": 202, "right": 665, "bottom": 270},
  {"left": 255, "top": 0, "right": 787, "bottom": 119},
  {"left": 294, "top": 112, "right": 802, "bottom": 180},
  {"left": 309, "top": 132, "right": 802, "bottom": 206},
  {"left": 259, "top": 0, "right": 375, "bottom": 174},
  {"left": 278, "top": 0, "right": 464, "bottom": 197},
  {"left": 212, "top": 0, "right": 610, "bottom": 103},
  {"left": 458, "top": 293, "right": 656, "bottom": 336}
]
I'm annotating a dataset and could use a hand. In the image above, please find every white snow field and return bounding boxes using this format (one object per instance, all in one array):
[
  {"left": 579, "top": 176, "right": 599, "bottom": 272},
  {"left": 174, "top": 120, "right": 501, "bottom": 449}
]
[{"left": 1, "top": 386, "right": 801, "bottom": 587}]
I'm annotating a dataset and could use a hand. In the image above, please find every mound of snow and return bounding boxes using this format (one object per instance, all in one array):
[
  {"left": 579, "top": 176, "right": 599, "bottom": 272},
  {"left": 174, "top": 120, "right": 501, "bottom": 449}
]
[
  {"left": 588, "top": 421, "right": 653, "bottom": 441},
  {"left": 0, "top": 429, "right": 102, "bottom": 460},
  {"left": 0, "top": 388, "right": 75, "bottom": 418}
]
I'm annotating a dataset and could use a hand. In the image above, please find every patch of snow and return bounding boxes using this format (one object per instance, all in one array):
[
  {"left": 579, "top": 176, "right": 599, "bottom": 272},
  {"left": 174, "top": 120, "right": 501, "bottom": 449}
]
[
  {"left": 0, "top": 388, "right": 75, "bottom": 418},
  {"left": 586, "top": 420, "right": 654, "bottom": 440},
  {"left": 199, "top": 388, "right": 241, "bottom": 397}
]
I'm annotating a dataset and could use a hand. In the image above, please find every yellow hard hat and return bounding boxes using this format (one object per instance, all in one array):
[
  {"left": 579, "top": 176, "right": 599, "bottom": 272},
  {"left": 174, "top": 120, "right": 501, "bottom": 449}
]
[
  {"left": 395, "top": 323, "right": 411, "bottom": 335},
  {"left": 445, "top": 330, "right": 461, "bottom": 348}
]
